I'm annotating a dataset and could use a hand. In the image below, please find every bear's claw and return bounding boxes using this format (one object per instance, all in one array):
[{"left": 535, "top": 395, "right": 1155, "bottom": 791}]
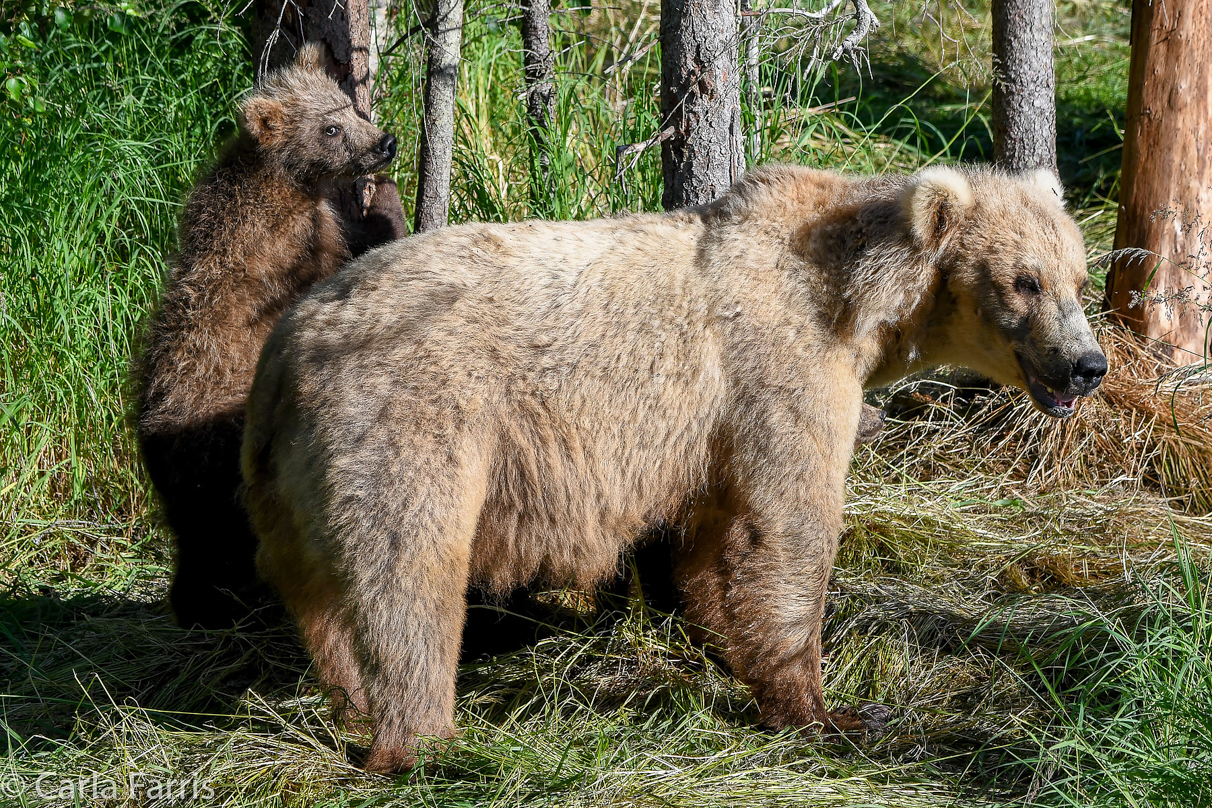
[{"left": 827, "top": 703, "right": 892, "bottom": 740}]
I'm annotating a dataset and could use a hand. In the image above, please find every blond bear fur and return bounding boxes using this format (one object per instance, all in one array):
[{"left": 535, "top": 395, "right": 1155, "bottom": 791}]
[{"left": 243, "top": 164, "right": 1106, "bottom": 772}]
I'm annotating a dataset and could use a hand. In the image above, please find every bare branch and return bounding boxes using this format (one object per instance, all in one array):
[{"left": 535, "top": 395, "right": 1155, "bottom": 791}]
[
  {"left": 748, "top": 0, "right": 882, "bottom": 74},
  {"left": 380, "top": 19, "right": 428, "bottom": 59},
  {"left": 614, "top": 126, "right": 676, "bottom": 182},
  {"left": 751, "top": 0, "right": 846, "bottom": 21},
  {"left": 603, "top": 38, "right": 658, "bottom": 76},
  {"left": 830, "top": 0, "right": 880, "bottom": 64}
]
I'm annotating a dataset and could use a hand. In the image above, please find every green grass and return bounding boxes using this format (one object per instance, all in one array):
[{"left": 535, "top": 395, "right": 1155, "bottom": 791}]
[
  {"left": 1016, "top": 539, "right": 1212, "bottom": 807},
  {"left": 4, "top": 0, "right": 1210, "bottom": 805}
]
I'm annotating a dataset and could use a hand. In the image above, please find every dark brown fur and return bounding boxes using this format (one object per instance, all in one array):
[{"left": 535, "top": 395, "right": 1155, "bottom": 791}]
[{"left": 134, "top": 44, "right": 400, "bottom": 628}]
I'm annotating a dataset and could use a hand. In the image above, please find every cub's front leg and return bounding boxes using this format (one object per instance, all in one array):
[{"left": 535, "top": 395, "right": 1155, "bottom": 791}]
[{"left": 674, "top": 403, "right": 870, "bottom": 735}]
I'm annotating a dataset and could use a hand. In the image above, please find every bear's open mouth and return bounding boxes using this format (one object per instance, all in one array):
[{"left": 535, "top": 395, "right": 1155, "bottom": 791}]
[{"left": 1017, "top": 353, "right": 1078, "bottom": 418}]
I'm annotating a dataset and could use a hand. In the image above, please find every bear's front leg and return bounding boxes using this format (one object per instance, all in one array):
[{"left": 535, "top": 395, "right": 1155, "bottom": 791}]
[{"left": 675, "top": 406, "right": 869, "bottom": 736}]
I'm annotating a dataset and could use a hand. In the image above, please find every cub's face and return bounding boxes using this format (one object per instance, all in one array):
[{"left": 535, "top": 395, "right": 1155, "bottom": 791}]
[
  {"left": 240, "top": 47, "right": 397, "bottom": 183},
  {"left": 905, "top": 167, "right": 1107, "bottom": 417}
]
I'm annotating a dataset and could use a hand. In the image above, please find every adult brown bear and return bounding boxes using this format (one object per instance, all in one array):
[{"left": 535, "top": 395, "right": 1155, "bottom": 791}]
[
  {"left": 135, "top": 44, "right": 401, "bottom": 629},
  {"left": 243, "top": 164, "right": 1106, "bottom": 771}
]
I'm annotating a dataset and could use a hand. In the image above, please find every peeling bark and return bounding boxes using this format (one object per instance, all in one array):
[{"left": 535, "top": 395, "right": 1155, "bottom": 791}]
[
  {"left": 1105, "top": 0, "right": 1212, "bottom": 363},
  {"left": 252, "top": 0, "right": 375, "bottom": 119}
]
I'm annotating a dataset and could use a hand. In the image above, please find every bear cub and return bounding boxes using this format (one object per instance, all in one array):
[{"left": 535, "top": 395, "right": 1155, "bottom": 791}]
[{"left": 135, "top": 44, "right": 399, "bottom": 629}]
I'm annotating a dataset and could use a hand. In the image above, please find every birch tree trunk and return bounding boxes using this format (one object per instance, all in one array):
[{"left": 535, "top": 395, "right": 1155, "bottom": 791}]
[
  {"left": 251, "top": 0, "right": 406, "bottom": 254},
  {"left": 1104, "top": 0, "right": 1212, "bottom": 363},
  {"left": 990, "top": 0, "right": 1057, "bottom": 171},
  {"left": 659, "top": 0, "right": 744, "bottom": 209},
  {"left": 414, "top": 0, "right": 465, "bottom": 232},
  {"left": 520, "top": 0, "right": 556, "bottom": 201}
]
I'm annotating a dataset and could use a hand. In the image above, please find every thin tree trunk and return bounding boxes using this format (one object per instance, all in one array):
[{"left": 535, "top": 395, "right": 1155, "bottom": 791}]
[
  {"left": 659, "top": 0, "right": 743, "bottom": 210},
  {"left": 251, "top": 0, "right": 406, "bottom": 253},
  {"left": 369, "top": 0, "right": 394, "bottom": 107},
  {"left": 739, "top": 0, "right": 761, "bottom": 162},
  {"left": 990, "top": 0, "right": 1057, "bottom": 171},
  {"left": 520, "top": 0, "right": 556, "bottom": 202},
  {"left": 1105, "top": 0, "right": 1212, "bottom": 363},
  {"left": 414, "top": 0, "right": 465, "bottom": 232}
]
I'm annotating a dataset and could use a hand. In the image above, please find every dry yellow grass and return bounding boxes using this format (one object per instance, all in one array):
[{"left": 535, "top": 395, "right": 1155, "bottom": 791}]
[{"left": 869, "top": 323, "right": 1212, "bottom": 514}]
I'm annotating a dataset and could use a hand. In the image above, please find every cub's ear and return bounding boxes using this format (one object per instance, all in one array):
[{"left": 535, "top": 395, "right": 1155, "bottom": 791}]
[
  {"left": 240, "top": 96, "right": 285, "bottom": 145},
  {"left": 294, "top": 41, "right": 330, "bottom": 74},
  {"left": 1022, "top": 167, "right": 1066, "bottom": 208},
  {"left": 901, "top": 166, "right": 974, "bottom": 248}
]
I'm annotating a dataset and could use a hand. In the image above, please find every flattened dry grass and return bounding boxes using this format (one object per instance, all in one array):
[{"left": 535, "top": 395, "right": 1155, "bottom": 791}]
[{"left": 4, "top": 481, "right": 1209, "bottom": 806}]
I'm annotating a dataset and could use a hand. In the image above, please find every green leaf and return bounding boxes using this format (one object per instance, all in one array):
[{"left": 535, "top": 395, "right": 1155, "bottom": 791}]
[
  {"left": 54, "top": 7, "right": 72, "bottom": 29},
  {"left": 6, "top": 76, "right": 25, "bottom": 102},
  {"left": 15, "top": 35, "right": 39, "bottom": 50},
  {"left": 107, "top": 13, "right": 131, "bottom": 34}
]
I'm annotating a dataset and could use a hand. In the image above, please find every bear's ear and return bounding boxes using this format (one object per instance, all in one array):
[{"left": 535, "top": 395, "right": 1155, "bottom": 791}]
[
  {"left": 901, "top": 166, "right": 974, "bottom": 248},
  {"left": 1021, "top": 167, "right": 1066, "bottom": 208},
  {"left": 240, "top": 96, "right": 285, "bottom": 145},
  {"left": 294, "top": 42, "right": 330, "bottom": 74}
]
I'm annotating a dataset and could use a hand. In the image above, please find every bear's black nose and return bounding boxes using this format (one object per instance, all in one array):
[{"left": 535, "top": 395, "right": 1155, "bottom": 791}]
[
  {"left": 1072, "top": 351, "right": 1108, "bottom": 392},
  {"left": 378, "top": 134, "right": 398, "bottom": 161}
]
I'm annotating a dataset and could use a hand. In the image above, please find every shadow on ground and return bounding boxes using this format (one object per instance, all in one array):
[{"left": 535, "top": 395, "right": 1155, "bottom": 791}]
[{"left": 0, "top": 586, "right": 310, "bottom": 747}]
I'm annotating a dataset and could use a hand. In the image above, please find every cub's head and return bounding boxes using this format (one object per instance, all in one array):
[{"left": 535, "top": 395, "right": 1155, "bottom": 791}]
[
  {"left": 903, "top": 166, "right": 1107, "bottom": 417},
  {"left": 239, "top": 43, "right": 397, "bottom": 182}
]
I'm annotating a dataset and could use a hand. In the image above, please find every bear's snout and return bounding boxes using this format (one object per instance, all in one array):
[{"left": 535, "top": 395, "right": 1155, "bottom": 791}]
[
  {"left": 1017, "top": 344, "right": 1107, "bottom": 418},
  {"left": 1070, "top": 350, "right": 1107, "bottom": 395},
  {"left": 377, "top": 134, "right": 398, "bottom": 161}
]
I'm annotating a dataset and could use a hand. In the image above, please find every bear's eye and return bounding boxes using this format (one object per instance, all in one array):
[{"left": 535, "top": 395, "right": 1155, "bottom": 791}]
[
  {"left": 325, "top": 125, "right": 342, "bottom": 137},
  {"left": 1015, "top": 275, "right": 1041, "bottom": 295}
]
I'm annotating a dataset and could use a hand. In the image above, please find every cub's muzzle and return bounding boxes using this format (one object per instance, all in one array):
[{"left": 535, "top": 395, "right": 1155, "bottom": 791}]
[{"left": 377, "top": 134, "right": 398, "bottom": 161}]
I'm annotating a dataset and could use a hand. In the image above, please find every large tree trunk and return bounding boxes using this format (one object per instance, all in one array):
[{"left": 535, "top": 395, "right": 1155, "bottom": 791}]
[
  {"left": 659, "top": 0, "right": 744, "bottom": 210},
  {"left": 520, "top": 0, "right": 556, "bottom": 202},
  {"left": 990, "top": 0, "right": 1057, "bottom": 171},
  {"left": 252, "top": 0, "right": 375, "bottom": 118},
  {"left": 250, "top": 0, "right": 405, "bottom": 253},
  {"left": 414, "top": 0, "right": 465, "bottom": 232},
  {"left": 1104, "top": 0, "right": 1212, "bottom": 364}
]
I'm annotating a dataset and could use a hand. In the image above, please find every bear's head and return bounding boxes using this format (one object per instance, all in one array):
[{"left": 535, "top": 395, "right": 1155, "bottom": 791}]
[
  {"left": 239, "top": 43, "right": 397, "bottom": 182},
  {"left": 903, "top": 166, "right": 1107, "bottom": 418}
]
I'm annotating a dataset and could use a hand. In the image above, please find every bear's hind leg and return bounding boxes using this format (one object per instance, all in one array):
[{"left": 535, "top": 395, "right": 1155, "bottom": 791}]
[
  {"left": 345, "top": 477, "right": 484, "bottom": 773},
  {"left": 296, "top": 576, "right": 368, "bottom": 723},
  {"left": 259, "top": 547, "right": 368, "bottom": 720},
  {"left": 674, "top": 402, "right": 877, "bottom": 739}
]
